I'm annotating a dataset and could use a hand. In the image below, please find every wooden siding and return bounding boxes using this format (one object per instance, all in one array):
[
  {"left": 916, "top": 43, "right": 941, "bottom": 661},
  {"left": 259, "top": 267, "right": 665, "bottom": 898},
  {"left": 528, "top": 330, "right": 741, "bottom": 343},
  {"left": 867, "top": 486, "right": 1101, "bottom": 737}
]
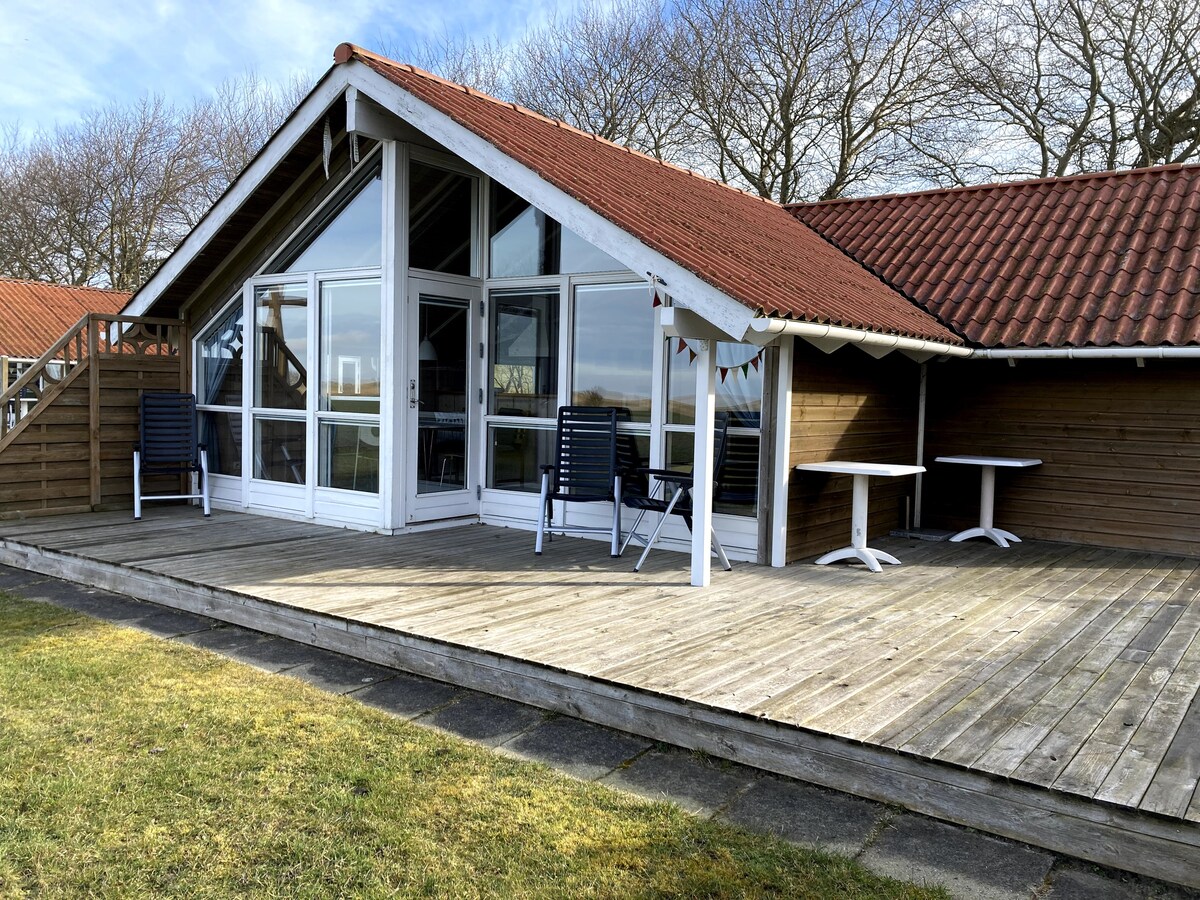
[
  {"left": 924, "top": 359, "right": 1200, "bottom": 556},
  {"left": 787, "top": 341, "right": 921, "bottom": 561},
  {"left": 0, "top": 325, "right": 183, "bottom": 518}
]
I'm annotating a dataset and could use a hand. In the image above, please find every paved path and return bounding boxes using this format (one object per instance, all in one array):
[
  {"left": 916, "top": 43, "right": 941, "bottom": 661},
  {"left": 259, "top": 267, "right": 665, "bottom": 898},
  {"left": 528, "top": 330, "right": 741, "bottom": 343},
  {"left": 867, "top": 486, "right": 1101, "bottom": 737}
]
[{"left": 2, "top": 564, "right": 1195, "bottom": 900}]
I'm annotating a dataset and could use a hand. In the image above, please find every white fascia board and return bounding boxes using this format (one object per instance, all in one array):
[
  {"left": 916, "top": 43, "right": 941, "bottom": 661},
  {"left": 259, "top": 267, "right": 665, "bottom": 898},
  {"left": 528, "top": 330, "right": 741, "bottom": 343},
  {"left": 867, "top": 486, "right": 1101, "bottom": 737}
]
[
  {"left": 344, "top": 62, "right": 756, "bottom": 341},
  {"left": 123, "top": 72, "right": 351, "bottom": 318}
]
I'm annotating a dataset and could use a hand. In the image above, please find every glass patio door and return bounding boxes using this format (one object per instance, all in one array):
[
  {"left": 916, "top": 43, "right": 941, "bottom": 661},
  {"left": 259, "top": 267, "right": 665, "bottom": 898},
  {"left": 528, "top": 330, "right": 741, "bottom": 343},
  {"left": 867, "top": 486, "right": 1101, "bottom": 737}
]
[{"left": 406, "top": 277, "right": 480, "bottom": 522}]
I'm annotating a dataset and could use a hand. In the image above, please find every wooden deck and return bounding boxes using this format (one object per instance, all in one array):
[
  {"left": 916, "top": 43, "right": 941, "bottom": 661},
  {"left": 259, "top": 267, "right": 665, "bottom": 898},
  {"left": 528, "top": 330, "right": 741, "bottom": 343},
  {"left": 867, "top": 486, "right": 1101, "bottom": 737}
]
[{"left": 2, "top": 508, "right": 1199, "bottom": 885}]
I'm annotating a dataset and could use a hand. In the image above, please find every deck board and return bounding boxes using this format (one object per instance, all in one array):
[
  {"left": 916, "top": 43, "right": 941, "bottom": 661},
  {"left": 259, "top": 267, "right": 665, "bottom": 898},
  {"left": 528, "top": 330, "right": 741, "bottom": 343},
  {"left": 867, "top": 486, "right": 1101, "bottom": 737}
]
[{"left": 3, "top": 507, "right": 1200, "bottom": 874}]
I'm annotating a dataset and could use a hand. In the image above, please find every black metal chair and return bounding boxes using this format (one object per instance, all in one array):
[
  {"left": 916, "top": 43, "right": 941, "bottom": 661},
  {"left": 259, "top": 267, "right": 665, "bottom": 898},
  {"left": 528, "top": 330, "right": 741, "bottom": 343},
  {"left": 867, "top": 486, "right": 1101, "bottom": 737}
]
[
  {"left": 133, "top": 392, "right": 211, "bottom": 520},
  {"left": 619, "top": 412, "right": 734, "bottom": 573},
  {"left": 535, "top": 406, "right": 624, "bottom": 557}
]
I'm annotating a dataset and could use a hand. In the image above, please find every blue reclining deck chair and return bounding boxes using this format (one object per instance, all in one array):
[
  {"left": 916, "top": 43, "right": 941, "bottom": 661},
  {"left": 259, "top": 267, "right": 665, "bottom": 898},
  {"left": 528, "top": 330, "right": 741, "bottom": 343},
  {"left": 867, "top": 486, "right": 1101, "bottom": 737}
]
[
  {"left": 619, "top": 412, "right": 734, "bottom": 573},
  {"left": 133, "top": 392, "right": 211, "bottom": 520},
  {"left": 535, "top": 406, "right": 624, "bottom": 557}
]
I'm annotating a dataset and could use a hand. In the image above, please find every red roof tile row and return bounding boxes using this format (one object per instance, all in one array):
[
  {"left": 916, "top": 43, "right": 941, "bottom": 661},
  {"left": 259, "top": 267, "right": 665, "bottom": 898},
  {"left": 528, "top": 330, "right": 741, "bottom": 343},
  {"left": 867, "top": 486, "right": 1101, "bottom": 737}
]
[
  {"left": 0, "top": 279, "right": 130, "bottom": 359},
  {"left": 790, "top": 165, "right": 1200, "bottom": 348},
  {"left": 340, "top": 45, "right": 963, "bottom": 346}
]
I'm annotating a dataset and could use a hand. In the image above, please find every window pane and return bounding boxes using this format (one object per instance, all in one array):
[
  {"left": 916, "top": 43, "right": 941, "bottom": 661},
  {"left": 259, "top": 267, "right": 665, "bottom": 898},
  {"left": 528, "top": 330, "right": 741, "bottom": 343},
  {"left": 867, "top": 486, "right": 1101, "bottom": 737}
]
[
  {"left": 561, "top": 225, "right": 623, "bottom": 273},
  {"left": 255, "top": 284, "right": 308, "bottom": 410},
  {"left": 487, "top": 425, "right": 554, "bottom": 492},
  {"left": 319, "top": 278, "right": 380, "bottom": 414},
  {"left": 200, "top": 410, "right": 242, "bottom": 476},
  {"left": 254, "top": 418, "right": 306, "bottom": 484},
  {"left": 666, "top": 341, "right": 764, "bottom": 427},
  {"left": 410, "top": 161, "right": 473, "bottom": 275},
  {"left": 280, "top": 168, "right": 382, "bottom": 274},
  {"left": 664, "top": 430, "right": 759, "bottom": 516},
  {"left": 489, "top": 182, "right": 560, "bottom": 277},
  {"left": 489, "top": 290, "right": 558, "bottom": 418},
  {"left": 571, "top": 284, "right": 653, "bottom": 422},
  {"left": 198, "top": 301, "right": 243, "bottom": 406},
  {"left": 418, "top": 297, "right": 469, "bottom": 494},
  {"left": 318, "top": 422, "right": 379, "bottom": 493}
]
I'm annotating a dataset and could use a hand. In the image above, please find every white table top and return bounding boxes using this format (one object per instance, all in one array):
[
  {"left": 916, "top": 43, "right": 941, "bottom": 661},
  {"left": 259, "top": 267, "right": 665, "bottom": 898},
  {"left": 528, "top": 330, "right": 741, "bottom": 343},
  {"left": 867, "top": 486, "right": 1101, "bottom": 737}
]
[
  {"left": 935, "top": 455, "right": 1042, "bottom": 468},
  {"left": 794, "top": 461, "right": 926, "bottom": 478}
]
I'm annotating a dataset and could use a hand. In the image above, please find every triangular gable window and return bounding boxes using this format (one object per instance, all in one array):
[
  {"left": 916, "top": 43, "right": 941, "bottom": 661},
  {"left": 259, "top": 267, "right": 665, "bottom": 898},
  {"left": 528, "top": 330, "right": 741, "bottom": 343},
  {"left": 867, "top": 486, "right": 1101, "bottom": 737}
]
[{"left": 268, "top": 162, "right": 383, "bottom": 274}]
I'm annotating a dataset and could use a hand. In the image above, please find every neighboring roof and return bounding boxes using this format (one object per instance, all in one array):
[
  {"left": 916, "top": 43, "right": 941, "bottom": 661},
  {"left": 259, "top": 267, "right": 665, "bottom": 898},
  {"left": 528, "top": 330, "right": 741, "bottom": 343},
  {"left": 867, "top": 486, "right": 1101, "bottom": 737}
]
[
  {"left": 790, "top": 165, "right": 1200, "bottom": 349},
  {"left": 337, "top": 45, "right": 962, "bottom": 346},
  {"left": 0, "top": 279, "right": 130, "bottom": 359}
]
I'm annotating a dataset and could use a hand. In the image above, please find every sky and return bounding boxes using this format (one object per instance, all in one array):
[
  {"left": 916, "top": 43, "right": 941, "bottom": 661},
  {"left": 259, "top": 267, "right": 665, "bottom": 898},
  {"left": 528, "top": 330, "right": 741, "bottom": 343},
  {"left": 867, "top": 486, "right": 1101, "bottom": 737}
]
[{"left": 0, "top": 0, "right": 579, "bottom": 136}]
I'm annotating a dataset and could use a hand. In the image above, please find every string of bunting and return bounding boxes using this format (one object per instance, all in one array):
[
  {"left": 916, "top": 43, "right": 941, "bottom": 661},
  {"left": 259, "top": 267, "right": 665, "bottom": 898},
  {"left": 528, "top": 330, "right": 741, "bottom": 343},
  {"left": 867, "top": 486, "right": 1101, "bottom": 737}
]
[{"left": 649, "top": 273, "right": 762, "bottom": 382}]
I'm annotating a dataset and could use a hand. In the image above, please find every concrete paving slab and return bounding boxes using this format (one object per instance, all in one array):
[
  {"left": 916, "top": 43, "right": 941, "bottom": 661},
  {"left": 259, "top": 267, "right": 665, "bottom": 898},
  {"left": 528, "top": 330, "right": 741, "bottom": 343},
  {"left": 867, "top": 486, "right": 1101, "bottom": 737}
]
[
  {"left": 0, "top": 565, "right": 45, "bottom": 590},
  {"left": 719, "top": 775, "right": 883, "bottom": 858},
  {"left": 417, "top": 691, "right": 543, "bottom": 748},
  {"left": 352, "top": 672, "right": 461, "bottom": 719},
  {"left": 13, "top": 579, "right": 148, "bottom": 621},
  {"left": 503, "top": 716, "right": 652, "bottom": 781},
  {"left": 183, "top": 632, "right": 334, "bottom": 674},
  {"left": 284, "top": 652, "right": 395, "bottom": 694},
  {"left": 600, "top": 747, "right": 760, "bottom": 816},
  {"left": 859, "top": 813, "right": 1055, "bottom": 900},
  {"left": 1044, "top": 864, "right": 1151, "bottom": 899},
  {"left": 124, "top": 607, "right": 217, "bottom": 638}
]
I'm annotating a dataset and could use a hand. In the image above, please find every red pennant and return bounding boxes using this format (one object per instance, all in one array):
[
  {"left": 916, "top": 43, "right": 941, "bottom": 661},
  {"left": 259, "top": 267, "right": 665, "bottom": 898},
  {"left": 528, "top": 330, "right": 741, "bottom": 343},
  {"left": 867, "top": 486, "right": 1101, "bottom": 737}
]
[
  {"left": 678, "top": 338, "right": 688, "bottom": 355},
  {"left": 719, "top": 367, "right": 729, "bottom": 382},
  {"left": 651, "top": 291, "right": 662, "bottom": 308},
  {"left": 750, "top": 355, "right": 761, "bottom": 371}
]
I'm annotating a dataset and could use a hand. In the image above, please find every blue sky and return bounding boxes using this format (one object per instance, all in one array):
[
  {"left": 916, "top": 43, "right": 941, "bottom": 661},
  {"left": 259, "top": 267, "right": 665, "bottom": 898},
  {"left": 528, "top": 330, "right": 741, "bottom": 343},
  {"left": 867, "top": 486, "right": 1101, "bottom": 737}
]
[{"left": 0, "top": 0, "right": 579, "bottom": 135}]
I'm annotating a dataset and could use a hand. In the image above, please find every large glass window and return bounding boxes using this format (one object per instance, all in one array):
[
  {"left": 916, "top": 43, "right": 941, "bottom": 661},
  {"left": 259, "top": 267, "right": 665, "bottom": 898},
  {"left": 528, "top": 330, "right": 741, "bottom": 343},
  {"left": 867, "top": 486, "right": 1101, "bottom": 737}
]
[
  {"left": 409, "top": 161, "right": 473, "bottom": 275},
  {"left": 254, "top": 417, "right": 306, "bottom": 484},
  {"left": 254, "top": 284, "right": 308, "bottom": 411},
  {"left": 571, "top": 284, "right": 654, "bottom": 422},
  {"left": 489, "top": 290, "right": 558, "bottom": 418},
  {"left": 275, "top": 166, "right": 383, "bottom": 274},
  {"left": 489, "top": 182, "right": 622, "bottom": 277},
  {"left": 319, "top": 278, "right": 381, "bottom": 415},
  {"left": 318, "top": 422, "right": 379, "bottom": 492},
  {"left": 197, "top": 299, "right": 244, "bottom": 477}
]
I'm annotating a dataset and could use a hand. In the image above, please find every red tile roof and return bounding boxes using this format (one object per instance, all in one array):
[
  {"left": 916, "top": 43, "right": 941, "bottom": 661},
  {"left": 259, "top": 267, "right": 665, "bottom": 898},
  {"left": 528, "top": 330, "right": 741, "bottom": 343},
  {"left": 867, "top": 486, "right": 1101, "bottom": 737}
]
[
  {"left": 790, "top": 165, "right": 1200, "bottom": 349},
  {"left": 337, "top": 45, "right": 962, "bottom": 346},
  {"left": 0, "top": 279, "right": 130, "bottom": 359}
]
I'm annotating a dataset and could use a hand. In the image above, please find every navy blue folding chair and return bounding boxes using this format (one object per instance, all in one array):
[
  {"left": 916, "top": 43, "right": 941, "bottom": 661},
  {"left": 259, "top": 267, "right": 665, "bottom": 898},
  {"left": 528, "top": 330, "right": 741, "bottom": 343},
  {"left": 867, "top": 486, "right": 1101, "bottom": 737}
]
[
  {"left": 133, "top": 392, "right": 211, "bottom": 520},
  {"left": 535, "top": 406, "right": 624, "bottom": 557}
]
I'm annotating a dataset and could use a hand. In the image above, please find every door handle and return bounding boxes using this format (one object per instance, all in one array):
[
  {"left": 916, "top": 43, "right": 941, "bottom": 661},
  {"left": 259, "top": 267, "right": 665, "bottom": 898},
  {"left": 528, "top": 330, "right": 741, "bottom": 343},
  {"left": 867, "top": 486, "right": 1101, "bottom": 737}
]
[{"left": 409, "top": 378, "right": 417, "bottom": 408}]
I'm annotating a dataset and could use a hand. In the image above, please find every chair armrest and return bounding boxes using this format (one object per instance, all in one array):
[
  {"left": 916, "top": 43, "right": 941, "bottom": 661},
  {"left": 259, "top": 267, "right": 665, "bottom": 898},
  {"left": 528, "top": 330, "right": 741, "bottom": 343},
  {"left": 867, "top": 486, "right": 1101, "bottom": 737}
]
[
  {"left": 644, "top": 468, "right": 693, "bottom": 487},
  {"left": 539, "top": 464, "right": 557, "bottom": 473}
]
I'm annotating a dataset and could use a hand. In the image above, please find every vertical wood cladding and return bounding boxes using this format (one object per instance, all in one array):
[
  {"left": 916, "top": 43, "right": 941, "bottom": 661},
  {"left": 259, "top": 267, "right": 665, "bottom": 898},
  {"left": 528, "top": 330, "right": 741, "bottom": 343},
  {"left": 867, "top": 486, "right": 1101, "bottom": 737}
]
[
  {"left": 787, "top": 341, "right": 921, "bottom": 562},
  {"left": 924, "top": 359, "right": 1200, "bottom": 556}
]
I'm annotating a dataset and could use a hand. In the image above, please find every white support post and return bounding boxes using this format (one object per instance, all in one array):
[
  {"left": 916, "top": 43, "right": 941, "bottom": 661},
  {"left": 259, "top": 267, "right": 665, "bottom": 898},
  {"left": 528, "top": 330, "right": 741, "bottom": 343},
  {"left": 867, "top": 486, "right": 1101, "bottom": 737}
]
[{"left": 691, "top": 339, "right": 716, "bottom": 587}]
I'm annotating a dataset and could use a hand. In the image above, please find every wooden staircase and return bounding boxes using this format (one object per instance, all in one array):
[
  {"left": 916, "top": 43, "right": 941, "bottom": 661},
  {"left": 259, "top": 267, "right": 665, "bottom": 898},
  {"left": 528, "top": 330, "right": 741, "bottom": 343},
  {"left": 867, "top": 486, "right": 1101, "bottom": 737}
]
[{"left": 0, "top": 314, "right": 186, "bottom": 518}]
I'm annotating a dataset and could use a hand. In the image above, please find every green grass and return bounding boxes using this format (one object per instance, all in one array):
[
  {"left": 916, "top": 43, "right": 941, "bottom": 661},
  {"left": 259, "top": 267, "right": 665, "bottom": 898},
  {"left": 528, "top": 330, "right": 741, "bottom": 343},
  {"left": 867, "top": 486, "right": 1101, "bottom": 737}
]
[{"left": 0, "top": 593, "right": 947, "bottom": 899}]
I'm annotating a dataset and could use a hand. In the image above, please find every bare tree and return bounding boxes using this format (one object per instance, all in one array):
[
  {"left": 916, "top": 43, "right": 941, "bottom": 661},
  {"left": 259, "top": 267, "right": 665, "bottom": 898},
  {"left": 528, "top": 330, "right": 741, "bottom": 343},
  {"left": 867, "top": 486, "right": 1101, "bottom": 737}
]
[
  {"left": 381, "top": 31, "right": 513, "bottom": 99},
  {"left": 510, "top": 1, "right": 694, "bottom": 162}
]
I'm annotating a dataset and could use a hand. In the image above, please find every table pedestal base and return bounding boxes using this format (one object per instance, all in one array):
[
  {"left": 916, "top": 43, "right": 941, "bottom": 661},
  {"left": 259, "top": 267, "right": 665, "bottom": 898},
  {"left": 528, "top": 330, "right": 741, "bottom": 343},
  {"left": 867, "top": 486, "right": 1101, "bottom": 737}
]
[
  {"left": 948, "top": 526, "right": 1021, "bottom": 548},
  {"left": 814, "top": 546, "right": 902, "bottom": 574}
]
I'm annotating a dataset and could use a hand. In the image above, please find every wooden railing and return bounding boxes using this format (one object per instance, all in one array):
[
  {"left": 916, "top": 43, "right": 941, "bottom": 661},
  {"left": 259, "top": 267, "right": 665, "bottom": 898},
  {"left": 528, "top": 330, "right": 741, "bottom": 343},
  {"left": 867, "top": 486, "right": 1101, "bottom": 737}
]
[{"left": 0, "top": 314, "right": 185, "bottom": 449}]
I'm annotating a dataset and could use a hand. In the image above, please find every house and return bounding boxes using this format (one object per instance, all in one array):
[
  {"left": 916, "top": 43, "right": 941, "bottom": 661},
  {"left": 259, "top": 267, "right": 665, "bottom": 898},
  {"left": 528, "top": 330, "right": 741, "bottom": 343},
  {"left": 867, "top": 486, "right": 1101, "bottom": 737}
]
[
  {"left": 8, "top": 42, "right": 1192, "bottom": 585},
  {"left": 0, "top": 278, "right": 129, "bottom": 407}
]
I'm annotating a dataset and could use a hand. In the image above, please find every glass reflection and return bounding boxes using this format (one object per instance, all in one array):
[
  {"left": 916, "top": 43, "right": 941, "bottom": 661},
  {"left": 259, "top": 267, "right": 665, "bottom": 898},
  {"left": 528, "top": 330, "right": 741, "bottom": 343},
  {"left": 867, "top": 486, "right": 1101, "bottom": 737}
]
[
  {"left": 319, "top": 422, "right": 379, "bottom": 493},
  {"left": 571, "top": 284, "right": 653, "bottom": 422},
  {"left": 666, "top": 340, "right": 764, "bottom": 427},
  {"left": 198, "top": 302, "right": 243, "bottom": 407},
  {"left": 489, "top": 290, "right": 559, "bottom": 418},
  {"left": 254, "top": 418, "right": 306, "bottom": 483},
  {"left": 255, "top": 284, "right": 308, "bottom": 411},
  {"left": 319, "top": 278, "right": 381, "bottom": 414},
  {"left": 410, "top": 161, "right": 473, "bottom": 275},
  {"left": 281, "top": 169, "right": 382, "bottom": 274}
]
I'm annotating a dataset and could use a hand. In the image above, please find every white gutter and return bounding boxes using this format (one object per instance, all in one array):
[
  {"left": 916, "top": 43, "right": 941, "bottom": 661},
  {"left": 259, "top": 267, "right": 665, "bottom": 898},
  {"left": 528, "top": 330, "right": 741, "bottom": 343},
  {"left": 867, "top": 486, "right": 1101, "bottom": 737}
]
[
  {"left": 748, "top": 318, "right": 972, "bottom": 358},
  {"left": 972, "top": 347, "right": 1200, "bottom": 359}
]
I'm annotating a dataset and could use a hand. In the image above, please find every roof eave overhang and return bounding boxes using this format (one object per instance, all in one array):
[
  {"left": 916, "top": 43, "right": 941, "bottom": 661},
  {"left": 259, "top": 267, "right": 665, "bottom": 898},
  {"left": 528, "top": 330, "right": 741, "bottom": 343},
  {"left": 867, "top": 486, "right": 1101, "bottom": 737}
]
[
  {"left": 747, "top": 316, "right": 969, "bottom": 362},
  {"left": 122, "top": 68, "right": 350, "bottom": 318}
]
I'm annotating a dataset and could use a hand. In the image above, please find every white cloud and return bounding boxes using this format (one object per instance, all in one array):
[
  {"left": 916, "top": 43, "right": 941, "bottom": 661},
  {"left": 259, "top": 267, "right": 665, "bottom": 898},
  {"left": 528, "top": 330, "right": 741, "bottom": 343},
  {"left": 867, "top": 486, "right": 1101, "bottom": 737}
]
[{"left": 0, "top": 0, "right": 601, "bottom": 135}]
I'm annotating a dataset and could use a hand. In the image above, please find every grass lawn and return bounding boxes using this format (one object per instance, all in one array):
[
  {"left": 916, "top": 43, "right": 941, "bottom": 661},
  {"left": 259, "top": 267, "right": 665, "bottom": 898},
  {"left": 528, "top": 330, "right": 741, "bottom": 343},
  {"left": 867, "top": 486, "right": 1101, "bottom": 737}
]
[{"left": 0, "top": 593, "right": 946, "bottom": 899}]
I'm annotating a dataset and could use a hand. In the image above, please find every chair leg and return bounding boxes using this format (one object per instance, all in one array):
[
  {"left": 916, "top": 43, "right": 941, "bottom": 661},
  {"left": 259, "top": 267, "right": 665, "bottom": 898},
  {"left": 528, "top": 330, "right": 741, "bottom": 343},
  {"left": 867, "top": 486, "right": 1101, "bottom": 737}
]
[
  {"left": 199, "top": 450, "right": 212, "bottom": 517},
  {"left": 619, "top": 508, "right": 649, "bottom": 555},
  {"left": 133, "top": 450, "right": 142, "bottom": 520},
  {"left": 535, "top": 471, "right": 549, "bottom": 555},
  {"left": 711, "top": 528, "right": 732, "bottom": 571},
  {"left": 633, "top": 486, "right": 686, "bottom": 572},
  {"left": 610, "top": 475, "right": 622, "bottom": 557}
]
